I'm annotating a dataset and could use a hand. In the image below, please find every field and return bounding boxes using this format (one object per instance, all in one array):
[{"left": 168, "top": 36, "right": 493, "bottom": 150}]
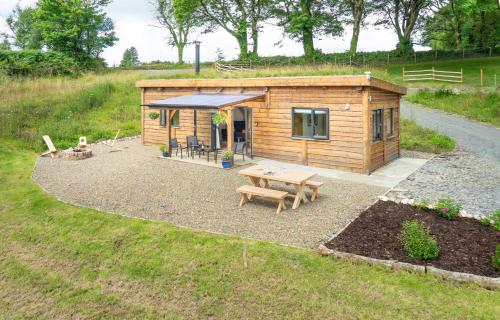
[{"left": 1, "top": 63, "right": 496, "bottom": 318}]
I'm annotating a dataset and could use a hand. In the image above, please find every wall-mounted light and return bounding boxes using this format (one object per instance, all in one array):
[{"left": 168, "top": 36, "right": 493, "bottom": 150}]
[{"left": 344, "top": 103, "right": 351, "bottom": 111}]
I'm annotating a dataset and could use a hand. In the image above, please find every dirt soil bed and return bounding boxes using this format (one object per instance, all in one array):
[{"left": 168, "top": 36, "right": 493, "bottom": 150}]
[{"left": 326, "top": 201, "right": 499, "bottom": 277}]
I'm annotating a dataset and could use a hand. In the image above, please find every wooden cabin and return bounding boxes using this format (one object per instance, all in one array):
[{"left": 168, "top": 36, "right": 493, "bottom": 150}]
[{"left": 136, "top": 75, "right": 406, "bottom": 174}]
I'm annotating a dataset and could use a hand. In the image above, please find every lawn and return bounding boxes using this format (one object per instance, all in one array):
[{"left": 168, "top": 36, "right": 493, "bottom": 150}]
[
  {"left": 0, "top": 68, "right": 496, "bottom": 318},
  {"left": 400, "top": 119, "right": 455, "bottom": 153},
  {"left": 1, "top": 139, "right": 499, "bottom": 319},
  {"left": 407, "top": 89, "right": 500, "bottom": 127}
]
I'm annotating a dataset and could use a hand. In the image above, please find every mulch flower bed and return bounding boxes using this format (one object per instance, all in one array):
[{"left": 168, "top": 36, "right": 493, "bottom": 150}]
[{"left": 325, "top": 201, "right": 499, "bottom": 277}]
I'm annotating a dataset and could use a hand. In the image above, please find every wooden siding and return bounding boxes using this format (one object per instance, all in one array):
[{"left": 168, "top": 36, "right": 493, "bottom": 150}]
[
  {"left": 141, "top": 82, "right": 403, "bottom": 174},
  {"left": 369, "top": 88, "right": 401, "bottom": 172}
]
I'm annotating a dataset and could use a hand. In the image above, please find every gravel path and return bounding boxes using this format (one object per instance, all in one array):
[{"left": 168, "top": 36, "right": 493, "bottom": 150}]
[
  {"left": 389, "top": 99, "right": 500, "bottom": 216},
  {"left": 32, "top": 139, "right": 386, "bottom": 248}
]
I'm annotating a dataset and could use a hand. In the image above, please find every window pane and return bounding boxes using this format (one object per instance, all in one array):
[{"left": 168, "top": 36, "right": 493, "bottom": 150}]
[
  {"left": 313, "top": 111, "right": 327, "bottom": 138},
  {"left": 386, "top": 108, "right": 393, "bottom": 136},
  {"left": 160, "top": 109, "right": 166, "bottom": 127},
  {"left": 171, "top": 110, "right": 180, "bottom": 127},
  {"left": 293, "top": 110, "right": 313, "bottom": 137}
]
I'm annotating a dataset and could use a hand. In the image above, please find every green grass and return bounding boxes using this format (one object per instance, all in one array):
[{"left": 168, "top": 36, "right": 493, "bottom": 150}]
[
  {"left": 400, "top": 119, "right": 455, "bottom": 153},
  {"left": 387, "top": 56, "right": 500, "bottom": 88},
  {"left": 0, "top": 139, "right": 498, "bottom": 318},
  {"left": 407, "top": 89, "right": 500, "bottom": 127}
]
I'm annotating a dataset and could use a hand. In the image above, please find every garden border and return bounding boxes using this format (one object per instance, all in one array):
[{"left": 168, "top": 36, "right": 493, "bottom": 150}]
[{"left": 320, "top": 196, "right": 499, "bottom": 290}]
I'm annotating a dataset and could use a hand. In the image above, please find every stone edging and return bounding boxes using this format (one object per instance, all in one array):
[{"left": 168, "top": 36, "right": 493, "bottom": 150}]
[{"left": 318, "top": 245, "right": 500, "bottom": 290}]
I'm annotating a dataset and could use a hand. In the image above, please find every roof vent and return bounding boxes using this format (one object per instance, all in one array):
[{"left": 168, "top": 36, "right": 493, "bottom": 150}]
[{"left": 365, "top": 71, "right": 371, "bottom": 79}]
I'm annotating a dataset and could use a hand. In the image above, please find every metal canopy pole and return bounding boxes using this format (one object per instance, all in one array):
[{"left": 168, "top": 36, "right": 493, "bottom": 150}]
[{"left": 194, "top": 41, "right": 201, "bottom": 75}]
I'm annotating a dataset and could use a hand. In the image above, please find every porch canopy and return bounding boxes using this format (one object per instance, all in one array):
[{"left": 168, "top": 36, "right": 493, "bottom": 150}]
[{"left": 148, "top": 93, "right": 265, "bottom": 110}]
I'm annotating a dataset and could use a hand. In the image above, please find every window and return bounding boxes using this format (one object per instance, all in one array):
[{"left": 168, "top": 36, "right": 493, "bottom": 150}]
[
  {"left": 292, "top": 108, "right": 329, "bottom": 139},
  {"left": 171, "top": 110, "right": 180, "bottom": 127},
  {"left": 386, "top": 108, "right": 394, "bottom": 137},
  {"left": 160, "top": 109, "right": 166, "bottom": 127},
  {"left": 372, "top": 109, "right": 383, "bottom": 141}
]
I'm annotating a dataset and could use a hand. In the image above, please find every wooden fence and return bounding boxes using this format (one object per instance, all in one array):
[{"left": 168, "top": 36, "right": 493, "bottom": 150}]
[
  {"left": 403, "top": 67, "right": 463, "bottom": 83},
  {"left": 214, "top": 62, "right": 256, "bottom": 73}
]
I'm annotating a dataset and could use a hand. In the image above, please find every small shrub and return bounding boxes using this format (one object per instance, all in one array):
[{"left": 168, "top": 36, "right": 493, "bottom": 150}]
[
  {"left": 160, "top": 144, "right": 168, "bottom": 153},
  {"left": 434, "top": 88, "right": 455, "bottom": 98},
  {"left": 222, "top": 151, "right": 233, "bottom": 161},
  {"left": 398, "top": 220, "right": 439, "bottom": 260},
  {"left": 414, "top": 199, "right": 430, "bottom": 210},
  {"left": 435, "top": 198, "right": 461, "bottom": 220},
  {"left": 481, "top": 210, "right": 500, "bottom": 231},
  {"left": 493, "top": 245, "right": 500, "bottom": 271},
  {"left": 149, "top": 112, "right": 159, "bottom": 120}
]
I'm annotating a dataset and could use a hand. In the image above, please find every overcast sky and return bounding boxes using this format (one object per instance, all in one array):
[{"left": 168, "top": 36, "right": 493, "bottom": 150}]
[{"left": 0, "top": 0, "right": 427, "bottom": 66}]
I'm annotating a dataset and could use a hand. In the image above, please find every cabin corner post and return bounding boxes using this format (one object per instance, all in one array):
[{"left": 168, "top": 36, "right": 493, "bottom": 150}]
[
  {"left": 362, "top": 87, "right": 371, "bottom": 174},
  {"left": 166, "top": 109, "right": 171, "bottom": 155},
  {"left": 140, "top": 88, "right": 145, "bottom": 145}
]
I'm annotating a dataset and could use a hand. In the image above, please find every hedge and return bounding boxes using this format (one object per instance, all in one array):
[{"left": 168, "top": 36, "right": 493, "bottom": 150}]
[{"left": 0, "top": 50, "right": 79, "bottom": 77}]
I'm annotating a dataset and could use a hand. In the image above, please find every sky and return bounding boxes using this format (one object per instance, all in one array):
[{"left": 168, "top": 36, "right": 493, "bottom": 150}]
[{"left": 0, "top": 0, "right": 427, "bottom": 66}]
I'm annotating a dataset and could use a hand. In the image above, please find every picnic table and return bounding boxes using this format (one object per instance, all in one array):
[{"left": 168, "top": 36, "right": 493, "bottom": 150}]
[{"left": 238, "top": 165, "right": 316, "bottom": 210}]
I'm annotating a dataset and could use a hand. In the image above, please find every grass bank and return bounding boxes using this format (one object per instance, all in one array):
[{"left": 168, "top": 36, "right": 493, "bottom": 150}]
[
  {"left": 400, "top": 119, "right": 455, "bottom": 153},
  {"left": 407, "top": 89, "right": 500, "bottom": 127},
  {"left": 0, "top": 140, "right": 498, "bottom": 318}
]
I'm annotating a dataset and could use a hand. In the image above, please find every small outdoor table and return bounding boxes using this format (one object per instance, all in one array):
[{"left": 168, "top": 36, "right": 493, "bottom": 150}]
[{"left": 238, "top": 165, "right": 316, "bottom": 209}]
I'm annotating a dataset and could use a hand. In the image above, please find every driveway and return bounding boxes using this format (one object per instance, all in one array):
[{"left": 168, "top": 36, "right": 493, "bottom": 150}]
[{"left": 389, "top": 99, "right": 500, "bottom": 215}]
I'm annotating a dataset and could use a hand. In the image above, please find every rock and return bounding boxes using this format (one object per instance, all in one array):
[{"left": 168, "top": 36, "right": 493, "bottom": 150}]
[
  {"left": 378, "top": 195, "right": 389, "bottom": 201},
  {"left": 318, "top": 244, "right": 332, "bottom": 256}
]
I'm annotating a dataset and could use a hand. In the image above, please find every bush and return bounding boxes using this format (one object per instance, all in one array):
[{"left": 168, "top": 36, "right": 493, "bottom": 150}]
[
  {"left": 435, "top": 198, "right": 462, "bottom": 220},
  {"left": 481, "top": 210, "right": 500, "bottom": 231},
  {"left": 493, "top": 245, "right": 500, "bottom": 271},
  {"left": 398, "top": 220, "right": 439, "bottom": 260},
  {"left": 0, "top": 49, "right": 78, "bottom": 77}
]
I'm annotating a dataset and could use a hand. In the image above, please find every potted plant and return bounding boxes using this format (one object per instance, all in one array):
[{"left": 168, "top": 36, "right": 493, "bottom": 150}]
[
  {"left": 221, "top": 151, "right": 233, "bottom": 168},
  {"left": 160, "top": 144, "right": 169, "bottom": 157},
  {"left": 149, "top": 112, "right": 160, "bottom": 120}
]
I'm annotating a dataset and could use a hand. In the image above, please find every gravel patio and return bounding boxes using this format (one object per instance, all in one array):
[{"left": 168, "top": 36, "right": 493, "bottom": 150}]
[{"left": 32, "top": 138, "right": 387, "bottom": 248}]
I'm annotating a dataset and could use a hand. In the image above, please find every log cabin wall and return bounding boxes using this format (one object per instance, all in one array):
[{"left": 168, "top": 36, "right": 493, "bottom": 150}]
[{"left": 138, "top": 77, "right": 405, "bottom": 174}]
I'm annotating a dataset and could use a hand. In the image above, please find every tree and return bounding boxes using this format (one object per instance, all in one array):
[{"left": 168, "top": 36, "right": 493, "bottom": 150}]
[
  {"left": 154, "top": 0, "right": 203, "bottom": 64},
  {"left": 198, "top": 0, "right": 271, "bottom": 59},
  {"left": 5, "top": 5, "right": 43, "bottom": 50},
  {"left": 372, "top": 0, "right": 431, "bottom": 56},
  {"left": 120, "top": 47, "right": 140, "bottom": 67},
  {"left": 35, "top": 0, "right": 117, "bottom": 68},
  {"left": 423, "top": 0, "right": 499, "bottom": 50},
  {"left": 341, "top": 0, "right": 371, "bottom": 58},
  {"left": 273, "top": 0, "right": 344, "bottom": 62}
]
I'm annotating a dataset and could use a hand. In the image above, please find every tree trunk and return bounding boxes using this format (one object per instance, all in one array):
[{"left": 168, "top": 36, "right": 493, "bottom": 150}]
[
  {"left": 349, "top": 2, "right": 364, "bottom": 59},
  {"left": 236, "top": 31, "right": 248, "bottom": 60},
  {"left": 302, "top": 30, "right": 314, "bottom": 62},
  {"left": 251, "top": 23, "right": 258, "bottom": 56},
  {"left": 177, "top": 45, "right": 184, "bottom": 64}
]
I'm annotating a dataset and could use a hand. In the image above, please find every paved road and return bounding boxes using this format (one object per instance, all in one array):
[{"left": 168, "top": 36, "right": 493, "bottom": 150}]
[{"left": 400, "top": 99, "right": 500, "bottom": 159}]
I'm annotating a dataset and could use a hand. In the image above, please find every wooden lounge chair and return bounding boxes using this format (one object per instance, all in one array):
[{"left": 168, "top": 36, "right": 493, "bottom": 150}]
[
  {"left": 103, "top": 129, "right": 120, "bottom": 147},
  {"left": 41, "top": 135, "right": 57, "bottom": 158},
  {"left": 305, "top": 180, "right": 324, "bottom": 201},
  {"left": 237, "top": 185, "right": 288, "bottom": 214}
]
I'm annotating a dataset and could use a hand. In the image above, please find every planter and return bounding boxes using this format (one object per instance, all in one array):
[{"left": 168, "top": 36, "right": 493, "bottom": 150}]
[
  {"left": 161, "top": 152, "right": 170, "bottom": 158},
  {"left": 221, "top": 160, "right": 233, "bottom": 169}
]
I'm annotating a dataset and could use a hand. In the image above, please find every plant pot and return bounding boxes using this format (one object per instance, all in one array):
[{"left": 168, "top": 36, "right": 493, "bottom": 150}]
[
  {"left": 221, "top": 160, "right": 233, "bottom": 169},
  {"left": 161, "top": 152, "right": 169, "bottom": 158}
]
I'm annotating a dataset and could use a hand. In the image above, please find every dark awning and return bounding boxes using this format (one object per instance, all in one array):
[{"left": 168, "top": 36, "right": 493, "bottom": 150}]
[{"left": 147, "top": 93, "right": 265, "bottom": 109}]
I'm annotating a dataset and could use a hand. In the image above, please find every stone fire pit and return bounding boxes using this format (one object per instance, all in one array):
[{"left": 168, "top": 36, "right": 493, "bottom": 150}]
[{"left": 62, "top": 148, "right": 92, "bottom": 160}]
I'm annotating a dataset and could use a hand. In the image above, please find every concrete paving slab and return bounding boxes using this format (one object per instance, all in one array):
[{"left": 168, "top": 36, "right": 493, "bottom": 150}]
[{"left": 256, "top": 157, "right": 429, "bottom": 188}]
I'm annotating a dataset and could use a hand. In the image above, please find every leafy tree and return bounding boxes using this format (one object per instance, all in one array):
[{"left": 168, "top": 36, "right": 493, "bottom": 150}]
[
  {"left": 154, "top": 0, "right": 203, "bottom": 64},
  {"left": 35, "top": 0, "right": 117, "bottom": 68},
  {"left": 0, "top": 38, "right": 11, "bottom": 50},
  {"left": 423, "top": 0, "right": 499, "bottom": 50},
  {"left": 120, "top": 47, "right": 140, "bottom": 67},
  {"left": 341, "top": 0, "right": 371, "bottom": 58},
  {"left": 273, "top": 0, "right": 344, "bottom": 62},
  {"left": 373, "top": 0, "right": 431, "bottom": 56},
  {"left": 5, "top": 5, "right": 43, "bottom": 50},
  {"left": 198, "top": 0, "right": 271, "bottom": 59}
]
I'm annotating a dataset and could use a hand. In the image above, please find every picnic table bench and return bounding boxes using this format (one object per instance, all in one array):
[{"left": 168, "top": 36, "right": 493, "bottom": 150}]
[{"left": 237, "top": 185, "right": 288, "bottom": 214}]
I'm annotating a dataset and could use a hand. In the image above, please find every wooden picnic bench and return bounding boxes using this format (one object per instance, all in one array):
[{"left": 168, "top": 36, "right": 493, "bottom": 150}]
[
  {"left": 305, "top": 180, "right": 324, "bottom": 202},
  {"left": 237, "top": 185, "right": 288, "bottom": 214}
]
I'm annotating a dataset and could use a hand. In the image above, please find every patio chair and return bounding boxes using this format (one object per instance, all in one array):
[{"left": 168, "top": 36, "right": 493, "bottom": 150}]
[
  {"left": 41, "top": 135, "right": 57, "bottom": 158},
  {"left": 186, "top": 136, "right": 202, "bottom": 159},
  {"left": 170, "top": 138, "right": 187, "bottom": 158},
  {"left": 233, "top": 142, "right": 247, "bottom": 161}
]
